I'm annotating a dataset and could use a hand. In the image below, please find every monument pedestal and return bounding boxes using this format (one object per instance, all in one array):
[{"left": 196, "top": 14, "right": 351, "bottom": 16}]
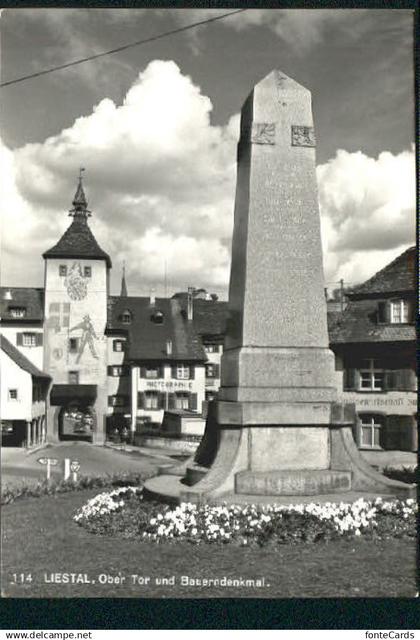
[{"left": 144, "top": 399, "right": 414, "bottom": 504}]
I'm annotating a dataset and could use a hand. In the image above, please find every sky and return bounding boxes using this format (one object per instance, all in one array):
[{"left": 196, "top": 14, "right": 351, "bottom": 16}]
[{"left": 0, "top": 8, "right": 415, "bottom": 299}]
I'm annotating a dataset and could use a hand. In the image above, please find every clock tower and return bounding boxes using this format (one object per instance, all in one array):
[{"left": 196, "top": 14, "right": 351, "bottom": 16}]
[{"left": 42, "top": 172, "right": 111, "bottom": 444}]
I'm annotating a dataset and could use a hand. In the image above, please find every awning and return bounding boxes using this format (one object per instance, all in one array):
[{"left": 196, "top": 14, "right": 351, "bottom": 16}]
[{"left": 50, "top": 384, "right": 97, "bottom": 406}]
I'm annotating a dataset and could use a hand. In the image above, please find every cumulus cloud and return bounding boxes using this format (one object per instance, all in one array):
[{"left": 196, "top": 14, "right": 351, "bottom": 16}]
[
  {"left": 1, "top": 60, "right": 415, "bottom": 299},
  {"left": 1, "top": 60, "right": 238, "bottom": 296},
  {"left": 318, "top": 147, "right": 415, "bottom": 286}
]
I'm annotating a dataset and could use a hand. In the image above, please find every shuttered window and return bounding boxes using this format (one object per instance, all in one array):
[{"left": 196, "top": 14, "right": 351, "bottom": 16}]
[
  {"left": 176, "top": 365, "right": 190, "bottom": 380},
  {"left": 22, "top": 333, "right": 37, "bottom": 347},
  {"left": 205, "top": 363, "right": 220, "bottom": 378},
  {"left": 358, "top": 359, "right": 384, "bottom": 391},
  {"left": 390, "top": 300, "right": 409, "bottom": 324}
]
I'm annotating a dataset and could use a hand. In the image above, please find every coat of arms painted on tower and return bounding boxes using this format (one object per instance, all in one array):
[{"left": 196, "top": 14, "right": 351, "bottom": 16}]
[{"left": 64, "top": 262, "right": 88, "bottom": 300}]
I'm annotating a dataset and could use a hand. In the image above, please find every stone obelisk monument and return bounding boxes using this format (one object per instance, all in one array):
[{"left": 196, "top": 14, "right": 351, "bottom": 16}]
[{"left": 145, "top": 70, "right": 413, "bottom": 503}]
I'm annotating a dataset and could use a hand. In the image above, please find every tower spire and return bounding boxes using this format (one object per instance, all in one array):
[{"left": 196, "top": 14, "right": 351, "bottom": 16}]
[
  {"left": 120, "top": 261, "right": 128, "bottom": 297},
  {"left": 70, "top": 168, "right": 91, "bottom": 219}
]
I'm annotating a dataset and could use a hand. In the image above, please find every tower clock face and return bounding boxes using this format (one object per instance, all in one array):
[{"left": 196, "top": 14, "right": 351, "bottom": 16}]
[{"left": 65, "top": 262, "right": 88, "bottom": 300}]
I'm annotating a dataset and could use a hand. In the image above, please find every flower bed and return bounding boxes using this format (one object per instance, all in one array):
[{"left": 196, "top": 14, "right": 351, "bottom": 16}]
[
  {"left": 1, "top": 472, "right": 149, "bottom": 505},
  {"left": 73, "top": 489, "right": 417, "bottom": 545}
]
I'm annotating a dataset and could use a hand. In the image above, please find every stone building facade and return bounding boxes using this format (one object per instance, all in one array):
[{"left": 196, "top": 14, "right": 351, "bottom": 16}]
[
  {"left": 329, "top": 247, "right": 417, "bottom": 457},
  {"left": 0, "top": 335, "right": 50, "bottom": 447}
]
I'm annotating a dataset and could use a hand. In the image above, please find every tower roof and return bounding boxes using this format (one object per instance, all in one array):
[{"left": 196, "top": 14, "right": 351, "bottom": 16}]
[
  {"left": 120, "top": 263, "right": 128, "bottom": 297},
  {"left": 72, "top": 177, "right": 88, "bottom": 209},
  {"left": 42, "top": 173, "right": 112, "bottom": 268}
]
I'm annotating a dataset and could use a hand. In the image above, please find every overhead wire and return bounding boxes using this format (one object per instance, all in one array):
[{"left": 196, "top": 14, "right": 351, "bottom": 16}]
[{"left": 0, "top": 9, "right": 247, "bottom": 88}]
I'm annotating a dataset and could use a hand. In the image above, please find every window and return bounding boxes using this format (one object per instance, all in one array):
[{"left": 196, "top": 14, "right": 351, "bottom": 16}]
[
  {"left": 359, "top": 359, "right": 384, "bottom": 391},
  {"left": 8, "top": 389, "right": 18, "bottom": 400},
  {"left": 113, "top": 340, "right": 125, "bottom": 352},
  {"left": 175, "top": 392, "right": 190, "bottom": 410},
  {"left": 176, "top": 364, "right": 190, "bottom": 380},
  {"left": 122, "top": 310, "right": 131, "bottom": 324},
  {"left": 108, "top": 395, "right": 127, "bottom": 407},
  {"left": 151, "top": 311, "right": 164, "bottom": 324},
  {"left": 22, "top": 333, "right": 37, "bottom": 347},
  {"left": 390, "top": 300, "right": 409, "bottom": 324},
  {"left": 108, "top": 366, "right": 128, "bottom": 377},
  {"left": 360, "top": 414, "right": 383, "bottom": 449},
  {"left": 205, "top": 391, "right": 216, "bottom": 403},
  {"left": 204, "top": 344, "right": 219, "bottom": 353},
  {"left": 69, "top": 338, "right": 79, "bottom": 352},
  {"left": 9, "top": 307, "right": 26, "bottom": 318},
  {"left": 59, "top": 265, "right": 67, "bottom": 277},
  {"left": 84, "top": 266, "right": 92, "bottom": 278},
  {"left": 145, "top": 367, "right": 160, "bottom": 379},
  {"left": 205, "top": 363, "right": 220, "bottom": 378},
  {"left": 145, "top": 391, "right": 159, "bottom": 410},
  {"left": 68, "top": 371, "right": 79, "bottom": 384}
]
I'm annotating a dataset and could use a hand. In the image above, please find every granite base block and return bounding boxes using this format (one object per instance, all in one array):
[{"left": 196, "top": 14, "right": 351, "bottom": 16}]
[{"left": 235, "top": 469, "right": 352, "bottom": 496}]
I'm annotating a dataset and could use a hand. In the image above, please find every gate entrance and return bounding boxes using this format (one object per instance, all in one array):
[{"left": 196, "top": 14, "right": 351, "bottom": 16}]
[{"left": 58, "top": 404, "right": 95, "bottom": 442}]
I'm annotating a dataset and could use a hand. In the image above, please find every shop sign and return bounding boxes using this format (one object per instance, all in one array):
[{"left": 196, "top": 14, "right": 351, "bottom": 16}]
[
  {"left": 342, "top": 392, "right": 417, "bottom": 412},
  {"left": 144, "top": 379, "right": 193, "bottom": 391}
]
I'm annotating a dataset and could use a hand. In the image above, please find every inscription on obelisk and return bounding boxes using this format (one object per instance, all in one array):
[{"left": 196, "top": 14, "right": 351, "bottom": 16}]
[{"left": 219, "top": 70, "right": 339, "bottom": 407}]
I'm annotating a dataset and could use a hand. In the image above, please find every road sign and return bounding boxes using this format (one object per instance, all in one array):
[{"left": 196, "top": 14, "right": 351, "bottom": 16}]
[
  {"left": 70, "top": 460, "right": 80, "bottom": 473},
  {"left": 38, "top": 457, "right": 58, "bottom": 466}
]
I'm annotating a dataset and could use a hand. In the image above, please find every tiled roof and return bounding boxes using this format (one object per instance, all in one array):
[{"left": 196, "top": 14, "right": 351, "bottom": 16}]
[
  {"left": 180, "top": 299, "right": 229, "bottom": 337},
  {"left": 328, "top": 299, "right": 415, "bottom": 344},
  {"left": 349, "top": 246, "right": 415, "bottom": 298},
  {"left": 0, "top": 288, "right": 44, "bottom": 322},
  {"left": 0, "top": 335, "right": 51, "bottom": 379},
  {"left": 43, "top": 216, "right": 112, "bottom": 267},
  {"left": 107, "top": 296, "right": 206, "bottom": 362}
]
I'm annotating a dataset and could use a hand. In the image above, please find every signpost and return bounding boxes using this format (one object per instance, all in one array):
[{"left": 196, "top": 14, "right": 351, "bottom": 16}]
[
  {"left": 37, "top": 457, "right": 58, "bottom": 481},
  {"left": 70, "top": 459, "right": 80, "bottom": 482}
]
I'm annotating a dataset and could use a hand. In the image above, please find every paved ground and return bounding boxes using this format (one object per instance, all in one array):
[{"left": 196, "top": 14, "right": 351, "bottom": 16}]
[{"left": 1, "top": 442, "right": 182, "bottom": 488}]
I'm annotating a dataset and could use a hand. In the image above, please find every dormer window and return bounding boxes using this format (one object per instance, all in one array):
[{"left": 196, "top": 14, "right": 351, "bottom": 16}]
[
  {"left": 377, "top": 299, "right": 411, "bottom": 324},
  {"left": 390, "top": 299, "right": 409, "bottom": 324},
  {"left": 9, "top": 307, "right": 26, "bottom": 318},
  {"left": 59, "top": 265, "right": 67, "bottom": 277},
  {"left": 151, "top": 311, "right": 164, "bottom": 324},
  {"left": 122, "top": 310, "right": 132, "bottom": 324}
]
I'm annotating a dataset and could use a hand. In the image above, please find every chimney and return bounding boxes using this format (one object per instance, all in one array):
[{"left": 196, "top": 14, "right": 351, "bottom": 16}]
[
  {"left": 166, "top": 339, "right": 173, "bottom": 355},
  {"left": 150, "top": 288, "right": 156, "bottom": 306},
  {"left": 187, "top": 286, "right": 194, "bottom": 321},
  {"left": 3, "top": 289, "right": 12, "bottom": 300}
]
